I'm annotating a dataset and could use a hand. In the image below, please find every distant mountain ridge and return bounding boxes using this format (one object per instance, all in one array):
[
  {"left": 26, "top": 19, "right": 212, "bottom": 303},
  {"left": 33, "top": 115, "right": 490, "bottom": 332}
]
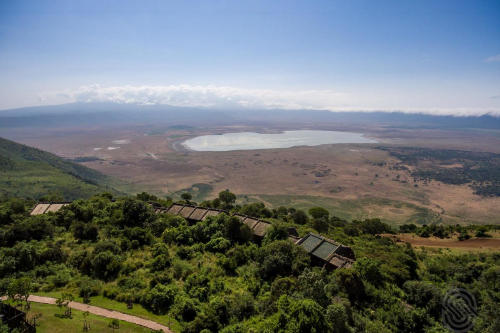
[
  {"left": 1, "top": 102, "right": 500, "bottom": 129},
  {"left": 0, "top": 136, "right": 118, "bottom": 200}
]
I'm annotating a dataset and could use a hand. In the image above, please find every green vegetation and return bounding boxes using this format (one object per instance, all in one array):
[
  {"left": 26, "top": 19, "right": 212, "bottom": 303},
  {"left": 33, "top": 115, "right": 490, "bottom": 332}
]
[
  {"left": 241, "top": 194, "right": 439, "bottom": 226},
  {"left": 400, "top": 223, "right": 500, "bottom": 240},
  {"left": 379, "top": 147, "right": 500, "bottom": 197},
  {"left": 69, "top": 156, "right": 103, "bottom": 163},
  {"left": 0, "top": 137, "right": 119, "bottom": 200},
  {"left": 1, "top": 192, "right": 499, "bottom": 332},
  {"left": 174, "top": 183, "right": 213, "bottom": 203},
  {"left": 146, "top": 130, "right": 167, "bottom": 136}
]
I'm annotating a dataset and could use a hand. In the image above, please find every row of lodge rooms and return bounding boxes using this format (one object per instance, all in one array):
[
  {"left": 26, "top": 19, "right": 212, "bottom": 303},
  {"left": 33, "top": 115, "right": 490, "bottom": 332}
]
[{"left": 31, "top": 202, "right": 355, "bottom": 270}]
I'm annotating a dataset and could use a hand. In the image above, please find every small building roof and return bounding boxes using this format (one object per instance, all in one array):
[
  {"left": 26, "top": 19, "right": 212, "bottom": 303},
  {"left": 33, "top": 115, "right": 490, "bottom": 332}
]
[
  {"left": 179, "top": 206, "right": 196, "bottom": 219},
  {"left": 189, "top": 207, "right": 209, "bottom": 221},
  {"left": 166, "top": 204, "right": 184, "bottom": 215},
  {"left": 252, "top": 220, "right": 271, "bottom": 237},
  {"left": 30, "top": 202, "right": 69, "bottom": 215},
  {"left": 202, "top": 209, "right": 222, "bottom": 220},
  {"left": 45, "top": 203, "right": 66, "bottom": 213},
  {"left": 30, "top": 203, "right": 51, "bottom": 215},
  {"left": 243, "top": 217, "right": 259, "bottom": 229}
]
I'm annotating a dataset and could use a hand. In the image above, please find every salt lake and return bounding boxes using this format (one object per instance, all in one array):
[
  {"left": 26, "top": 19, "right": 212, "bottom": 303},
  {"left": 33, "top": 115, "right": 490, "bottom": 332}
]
[{"left": 182, "top": 130, "right": 378, "bottom": 152}]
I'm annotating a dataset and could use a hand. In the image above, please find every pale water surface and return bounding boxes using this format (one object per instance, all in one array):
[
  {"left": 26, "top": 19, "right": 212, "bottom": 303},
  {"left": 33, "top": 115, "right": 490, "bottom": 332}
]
[{"left": 182, "top": 130, "right": 378, "bottom": 152}]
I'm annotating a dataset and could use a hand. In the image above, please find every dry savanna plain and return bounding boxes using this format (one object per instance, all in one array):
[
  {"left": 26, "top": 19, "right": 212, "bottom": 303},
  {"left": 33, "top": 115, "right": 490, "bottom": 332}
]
[{"left": 6, "top": 122, "right": 500, "bottom": 227}]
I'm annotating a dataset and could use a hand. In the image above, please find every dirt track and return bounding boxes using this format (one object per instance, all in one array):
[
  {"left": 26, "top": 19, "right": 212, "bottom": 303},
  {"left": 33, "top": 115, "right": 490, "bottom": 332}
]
[
  {"left": 1, "top": 295, "right": 173, "bottom": 333},
  {"left": 386, "top": 234, "right": 500, "bottom": 249}
]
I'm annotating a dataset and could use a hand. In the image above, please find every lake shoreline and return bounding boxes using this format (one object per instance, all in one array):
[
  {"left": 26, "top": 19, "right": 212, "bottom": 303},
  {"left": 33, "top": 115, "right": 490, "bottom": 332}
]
[{"left": 183, "top": 130, "right": 379, "bottom": 152}]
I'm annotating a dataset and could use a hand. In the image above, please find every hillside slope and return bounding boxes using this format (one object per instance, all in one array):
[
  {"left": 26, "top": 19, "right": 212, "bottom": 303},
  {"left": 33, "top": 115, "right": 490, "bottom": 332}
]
[{"left": 0, "top": 136, "right": 117, "bottom": 199}]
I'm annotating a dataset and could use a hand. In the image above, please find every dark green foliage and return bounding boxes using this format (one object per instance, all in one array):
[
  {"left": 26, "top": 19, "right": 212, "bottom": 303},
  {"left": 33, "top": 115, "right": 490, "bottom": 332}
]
[
  {"left": 403, "top": 281, "right": 442, "bottom": 316},
  {"left": 291, "top": 209, "right": 308, "bottom": 224},
  {"left": 218, "top": 190, "right": 236, "bottom": 209},
  {"left": 121, "top": 198, "right": 154, "bottom": 228},
  {"left": 335, "top": 269, "right": 366, "bottom": 300},
  {"left": 92, "top": 250, "right": 123, "bottom": 280},
  {"left": 144, "top": 284, "right": 177, "bottom": 313},
  {"left": 240, "top": 202, "right": 272, "bottom": 218},
  {"left": 354, "top": 257, "right": 383, "bottom": 286},
  {"left": 73, "top": 221, "right": 99, "bottom": 242},
  {"left": 223, "top": 216, "right": 253, "bottom": 244},
  {"left": 2, "top": 215, "right": 55, "bottom": 246},
  {"left": 257, "top": 240, "right": 310, "bottom": 281},
  {"left": 312, "top": 217, "right": 329, "bottom": 233},
  {"left": 1, "top": 194, "right": 499, "bottom": 333},
  {"left": 308, "top": 207, "right": 329, "bottom": 220},
  {"left": 262, "top": 221, "right": 289, "bottom": 244}
]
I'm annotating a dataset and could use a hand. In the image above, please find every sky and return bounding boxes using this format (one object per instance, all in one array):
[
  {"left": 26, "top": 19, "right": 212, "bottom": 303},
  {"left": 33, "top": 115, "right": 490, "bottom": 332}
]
[{"left": 0, "top": 0, "right": 499, "bottom": 115}]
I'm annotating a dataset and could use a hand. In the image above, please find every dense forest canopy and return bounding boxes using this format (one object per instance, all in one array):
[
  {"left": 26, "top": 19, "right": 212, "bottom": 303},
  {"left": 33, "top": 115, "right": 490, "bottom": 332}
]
[{"left": 0, "top": 192, "right": 499, "bottom": 333}]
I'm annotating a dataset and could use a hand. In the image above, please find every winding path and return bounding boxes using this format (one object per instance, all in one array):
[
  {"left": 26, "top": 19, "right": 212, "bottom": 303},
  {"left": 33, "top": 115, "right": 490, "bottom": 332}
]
[{"left": 1, "top": 295, "right": 173, "bottom": 333}]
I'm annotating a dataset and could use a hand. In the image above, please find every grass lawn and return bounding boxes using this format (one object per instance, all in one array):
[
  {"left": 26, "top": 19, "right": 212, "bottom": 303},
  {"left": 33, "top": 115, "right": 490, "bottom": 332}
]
[
  {"left": 33, "top": 292, "right": 181, "bottom": 333},
  {"left": 4, "top": 301, "right": 151, "bottom": 333}
]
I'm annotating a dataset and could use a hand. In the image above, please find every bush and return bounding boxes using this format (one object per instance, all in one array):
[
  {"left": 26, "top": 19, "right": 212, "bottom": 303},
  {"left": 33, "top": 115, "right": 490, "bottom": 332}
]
[
  {"left": 92, "top": 251, "right": 122, "bottom": 280},
  {"left": 308, "top": 207, "right": 329, "bottom": 220},
  {"left": 143, "top": 284, "right": 177, "bottom": 313}
]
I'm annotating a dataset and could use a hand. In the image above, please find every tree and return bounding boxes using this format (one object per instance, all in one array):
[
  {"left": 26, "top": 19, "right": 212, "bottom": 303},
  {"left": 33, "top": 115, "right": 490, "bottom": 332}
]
[
  {"left": 218, "top": 191, "right": 236, "bottom": 209},
  {"left": 181, "top": 193, "right": 192, "bottom": 203},
  {"left": 403, "top": 281, "right": 442, "bottom": 317},
  {"left": 8, "top": 277, "right": 32, "bottom": 311},
  {"left": 262, "top": 222, "right": 289, "bottom": 245},
  {"left": 281, "top": 297, "right": 330, "bottom": 333},
  {"left": 358, "top": 218, "right": 391, "bottom": 235},
  {"left": 481, "top": 266, "right": 500, "bottom": 291},
  {"left": 73, "top": 221, "right": 99, "bottom": 242},
  {"left": 92, "top": 251, "right": 122, "bottom": 280},
  {"left": 291, "top": 210, "right": 308, "bottom": 225},
  {"left": 62, "top": 292, "right": 74, "bottom": 316},
  {"left": 109, "top": 319, "right": 120, "bottom": 332},
  {"left": 308, "top": 207, "right": 329, "bottom": 220},
  {"left": 121, "top": 199, "right": 153, "bottom": 228},
  {"left": 224, "top": 216, "right": 252, "bottom": 244},
  {"left": 258, "top": 241, "right": 310, "bottom": 281},
  {"left": 56, "top": 292, "right": 74, "bottom": 316},
  {"left": 475, "top": 226, "right": 490, "bottom": 238},
  {"left": 312, "top": 218, "right": 329, "bottom": 233},
  {"left": 83, "top": 311, "right": 91, "bottom": 331},
  {"left": 354, "top": 257, "right": 384, "bottom": 286},
  {"left": 326, "top": 303, "right": 350, "bottom": 333},
  {"left": 334, "top": 269, "right": 365, "bottom": 300},
  {"left": 145, "top": 284, "right": 177, "bottom": 313}
]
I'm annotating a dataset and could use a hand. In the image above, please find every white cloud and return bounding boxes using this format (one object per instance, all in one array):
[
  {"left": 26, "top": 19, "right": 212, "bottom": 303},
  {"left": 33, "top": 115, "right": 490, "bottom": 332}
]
[
  {"left": 55, "top": 84, "right": 349, "bottom": 111},
  {"left": 484, "top": 54, "right": 500, "bottom": 63},
  {"left": 44, "top": 84, "right": 500, "bottom": 117}
]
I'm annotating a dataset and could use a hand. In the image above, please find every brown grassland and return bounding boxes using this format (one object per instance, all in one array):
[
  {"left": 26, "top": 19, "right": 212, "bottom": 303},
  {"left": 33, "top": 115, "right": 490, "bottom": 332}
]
[{"left": 5, "top": 123, "right": 500, "bottom": 227}]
